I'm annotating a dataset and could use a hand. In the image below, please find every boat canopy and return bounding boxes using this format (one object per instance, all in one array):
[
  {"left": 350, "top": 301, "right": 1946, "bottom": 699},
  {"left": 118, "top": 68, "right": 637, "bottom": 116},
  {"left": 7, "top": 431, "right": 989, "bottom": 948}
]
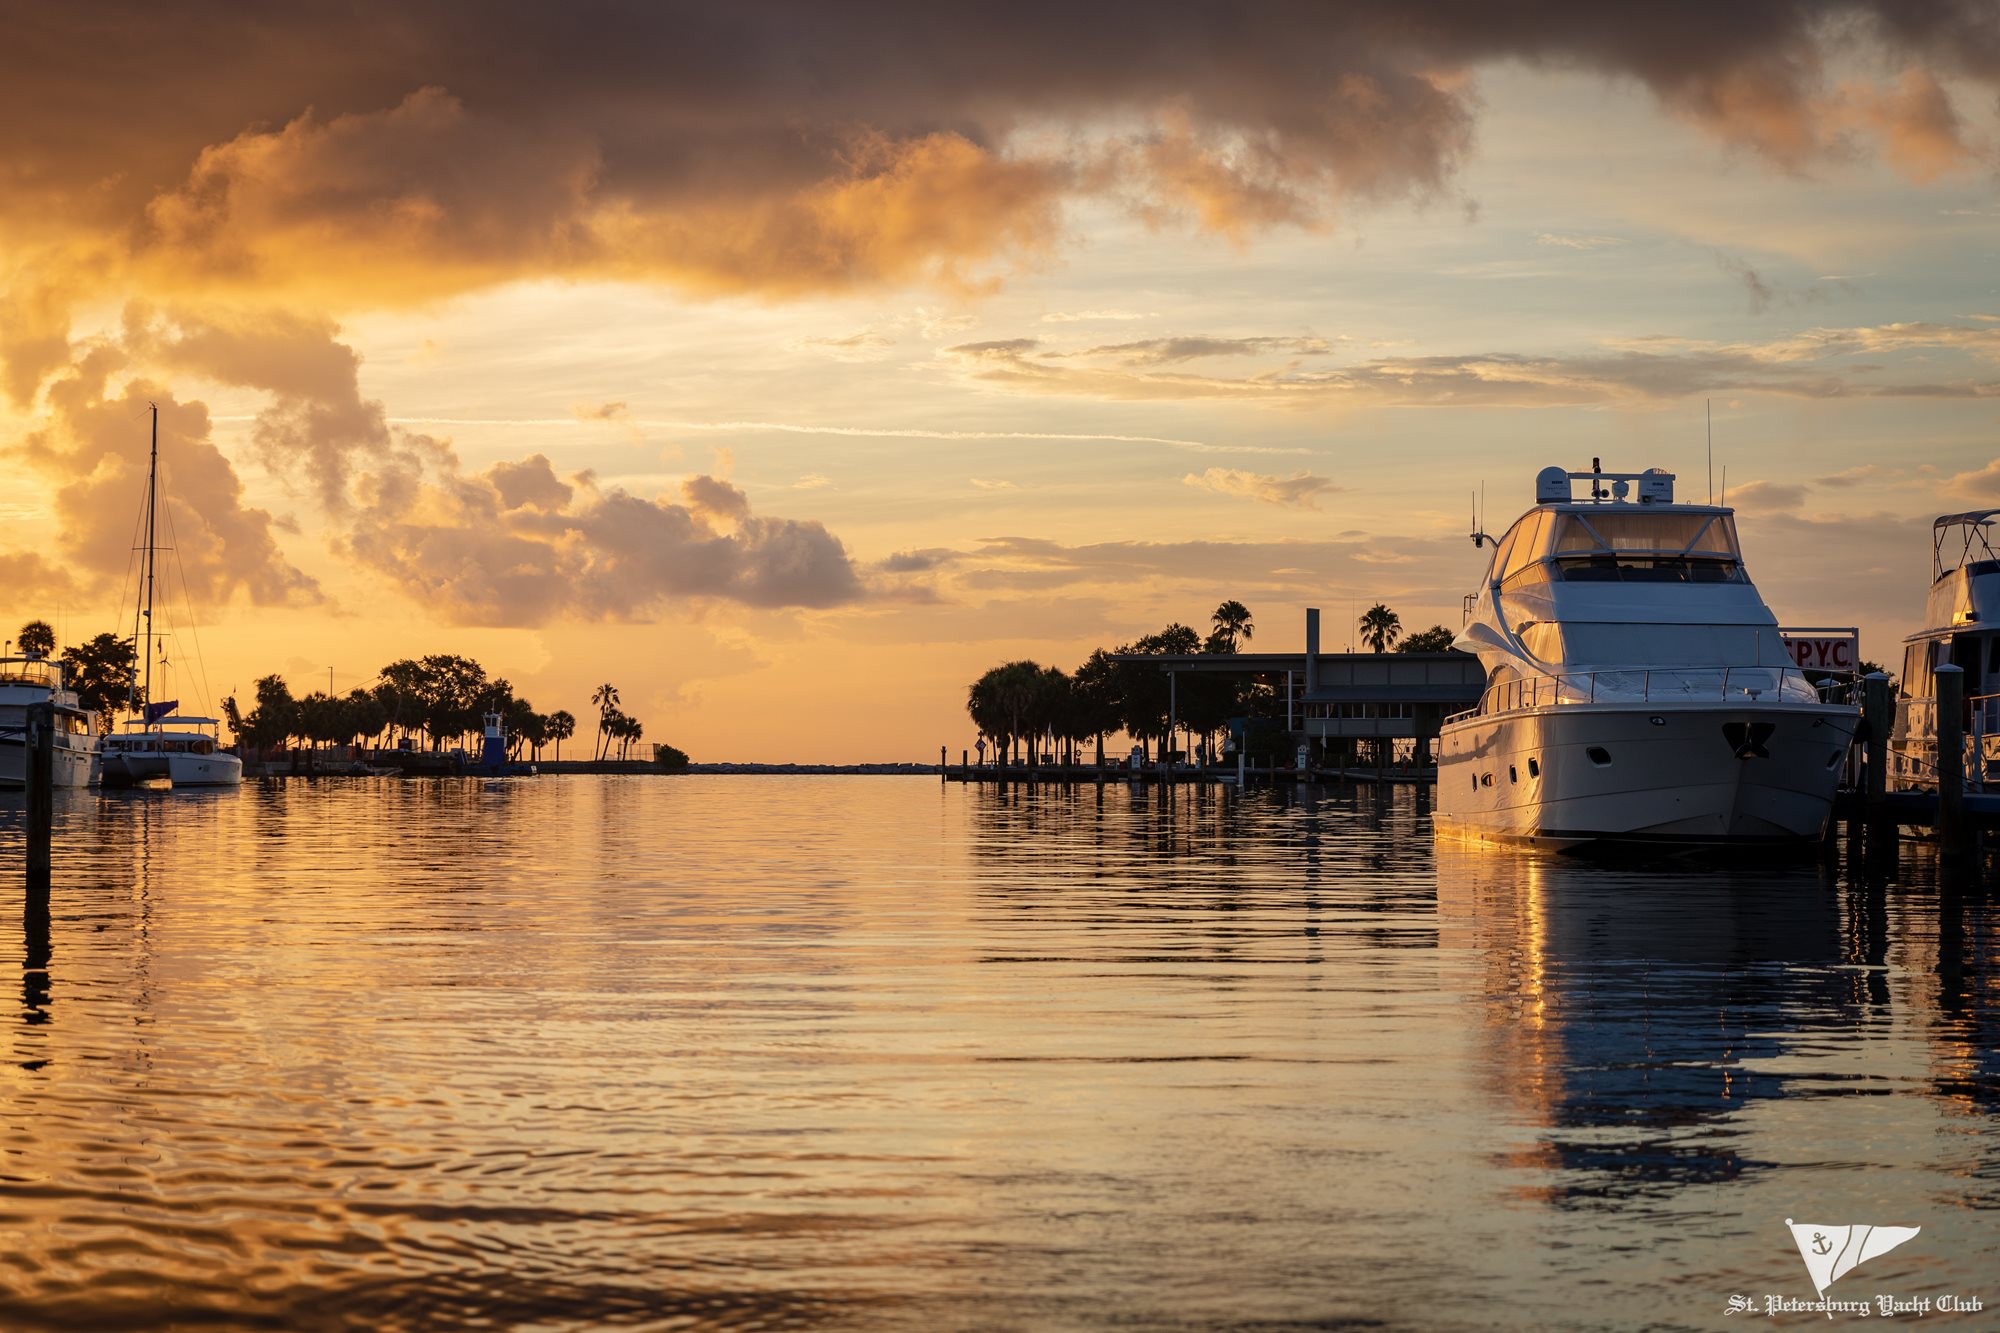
[{"left": 1932, "top": 510, "right": 2000, "bottom": 583}]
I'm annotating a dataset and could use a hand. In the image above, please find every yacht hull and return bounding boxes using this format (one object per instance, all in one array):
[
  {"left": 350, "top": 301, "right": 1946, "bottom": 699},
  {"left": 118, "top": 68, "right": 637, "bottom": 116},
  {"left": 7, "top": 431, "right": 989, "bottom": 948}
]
[
  {"left": 1436, "top": 703, "right": 1856, "bottom": 850},
  {"left": 0, "top": 735, "right": 97, "bottom": 789},
  {"left": 101, "top": 750, "right": 243, "bottom": 788}
]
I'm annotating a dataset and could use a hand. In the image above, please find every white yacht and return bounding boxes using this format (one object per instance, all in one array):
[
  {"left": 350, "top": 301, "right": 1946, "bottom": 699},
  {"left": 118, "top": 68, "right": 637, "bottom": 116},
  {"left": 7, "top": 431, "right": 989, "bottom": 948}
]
[
  {"left": 100, "top": 714, "right": 241, "bottom": 788},
  {"left": 1436, "top": 464, "right": 1858, "bottom": 849},
  {"left": 97, "top": 404, "right": 243, "bottom": 790},
  {"left": 0, "top": 654, "right": 100, "bottom": 788},
  {"left": 1888, "top": 511, "right": 2000, "bottom": 789}
]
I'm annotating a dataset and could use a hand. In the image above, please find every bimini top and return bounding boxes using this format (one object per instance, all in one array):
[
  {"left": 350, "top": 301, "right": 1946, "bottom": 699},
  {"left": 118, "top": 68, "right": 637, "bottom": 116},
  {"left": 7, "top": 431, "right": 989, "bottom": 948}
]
[{"left": 1932, "top": 510, "right": 2000, "bottom": 584}]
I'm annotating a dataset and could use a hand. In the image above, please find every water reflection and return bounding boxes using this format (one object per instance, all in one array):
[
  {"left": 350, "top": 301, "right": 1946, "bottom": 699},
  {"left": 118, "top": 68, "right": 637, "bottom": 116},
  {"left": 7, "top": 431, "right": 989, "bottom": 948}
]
[{"left": 0, "top": 778, "right": 1994, "bottom": 1330}]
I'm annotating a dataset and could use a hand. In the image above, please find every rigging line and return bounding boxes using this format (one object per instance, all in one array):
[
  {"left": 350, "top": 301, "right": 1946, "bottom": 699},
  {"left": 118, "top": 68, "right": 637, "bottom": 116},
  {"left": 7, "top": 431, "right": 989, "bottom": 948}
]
[
  {"left": 116, "top": 452, "right": 149, "bottom": 655},
  {"left": 159, "top": 478, "right": 218, "bottom": 720}
]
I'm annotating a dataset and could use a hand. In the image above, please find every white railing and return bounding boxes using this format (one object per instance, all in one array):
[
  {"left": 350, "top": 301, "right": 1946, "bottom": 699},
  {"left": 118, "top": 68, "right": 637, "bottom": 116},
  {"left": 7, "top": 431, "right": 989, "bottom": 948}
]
[
  {"left": 0, "top": 657, "right": 61, "bottom": 690},
  {"left": 1445, "top": 665, "right": 1830, "bottom": 724}
]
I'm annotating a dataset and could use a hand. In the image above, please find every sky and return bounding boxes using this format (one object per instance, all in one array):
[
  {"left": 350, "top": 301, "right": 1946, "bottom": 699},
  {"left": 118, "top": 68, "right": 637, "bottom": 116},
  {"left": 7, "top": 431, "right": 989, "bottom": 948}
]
[{"left": 2, "top": 1, "right": 1998, "bottom": 761}]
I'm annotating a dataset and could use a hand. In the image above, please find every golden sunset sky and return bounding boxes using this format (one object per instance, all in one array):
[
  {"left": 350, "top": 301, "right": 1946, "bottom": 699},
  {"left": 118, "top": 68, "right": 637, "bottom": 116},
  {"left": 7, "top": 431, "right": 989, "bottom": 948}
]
[{"left": 3, "top": 3, "right": 1998, "bottom": 759}]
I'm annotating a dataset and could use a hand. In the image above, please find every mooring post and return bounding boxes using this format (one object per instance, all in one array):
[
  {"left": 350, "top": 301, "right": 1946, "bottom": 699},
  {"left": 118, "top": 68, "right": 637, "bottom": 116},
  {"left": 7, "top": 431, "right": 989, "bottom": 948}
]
[
  {"left": 26, "top": 701, "right": 53, "bottom": 893},
  {"left": 1861, "top": 671, "right": 1893, "bottom": 858},
  {"left": 1937, "top": 664, "right": 1971, "bottom": 879}
]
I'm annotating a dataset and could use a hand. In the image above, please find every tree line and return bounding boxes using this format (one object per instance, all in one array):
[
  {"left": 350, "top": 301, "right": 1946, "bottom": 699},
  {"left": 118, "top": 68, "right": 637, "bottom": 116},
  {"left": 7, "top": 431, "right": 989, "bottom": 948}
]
[
  {"left": 12, "top": 620, "right": 680, "bottom": 765},
  {"left": 965, "top": 602, "right": 1458, "bottom": 765}
]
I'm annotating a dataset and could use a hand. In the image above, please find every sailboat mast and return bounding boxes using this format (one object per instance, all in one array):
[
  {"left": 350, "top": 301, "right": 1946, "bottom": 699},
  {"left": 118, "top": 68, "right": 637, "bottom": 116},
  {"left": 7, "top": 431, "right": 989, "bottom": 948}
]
[{"left": 142, "top": 404, "right": 158, "bottom": 726}]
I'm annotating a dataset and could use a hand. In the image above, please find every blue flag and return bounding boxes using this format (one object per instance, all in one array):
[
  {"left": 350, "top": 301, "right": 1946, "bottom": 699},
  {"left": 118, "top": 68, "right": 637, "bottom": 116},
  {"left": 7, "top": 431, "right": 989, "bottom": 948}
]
[{"left": 144, "top": 700, "right": 179, "bottom": 723}]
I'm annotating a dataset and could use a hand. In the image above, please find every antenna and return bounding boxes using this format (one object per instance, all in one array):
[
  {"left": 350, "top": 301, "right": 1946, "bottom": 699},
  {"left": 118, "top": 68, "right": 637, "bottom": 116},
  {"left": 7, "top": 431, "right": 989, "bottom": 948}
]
[
  {"left": 1721, "top": 465, "right": 1728, "bottom": 506},
  {"left": 1706, "top": 399, "right": 1714, "bottom": 505}
]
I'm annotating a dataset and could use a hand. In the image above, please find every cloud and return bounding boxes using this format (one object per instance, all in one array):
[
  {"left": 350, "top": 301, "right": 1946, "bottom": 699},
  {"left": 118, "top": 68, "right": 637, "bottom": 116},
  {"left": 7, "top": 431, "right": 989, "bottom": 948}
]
[
  {"left": 1717, "top": 253, "right": 1780, "bottom": 315},
  {"left": 799, "top": 330, "right": 897, "bottom": 361},
  {"left": 1837, "top": 67, "right": 1987, "bottom": 183},
  {"left": 1043, "top": 309, "right": 1158, "bottom": 323},
  {"left": 1726, "top": 479, "right": 1809, "bottom": 510},
  {"left": 572, "top": 401, "right": 630, "bottom": 422},
  {"left": 879, "top": 548, "right": 958, "bottom": 573},
  {"left": 2, "top": 311, "right": 866, "bottom": 626},
  {"left": 1065, "top": 335, "right": 1335, "bottom": 365},
  {"left": 488, "top": 454, "right": 575, "bottom": 511},
  {"left": 1944, "top": 458, "right": 2000, "bottom": 502},
  {"left": 346, "top": 463, "right": 863, "bottom": 625},
  {"left": 969, "top": 478, "right": 1018, "bottom": 490},
  {"left": 1183, "top": 468, "right": 1339, "bottom": 509},
  {"left": 1534, "top": 232, "right": 1628, "bottom": 250},
  {"left": 944, "top": 318, "right": 2000, "bottom": 407},
  {"left": 1, "top": 2, "right": 1996, "bottom": 328},
  {"left": 18, "top": 356, "right": 320, "bottom": 608}
]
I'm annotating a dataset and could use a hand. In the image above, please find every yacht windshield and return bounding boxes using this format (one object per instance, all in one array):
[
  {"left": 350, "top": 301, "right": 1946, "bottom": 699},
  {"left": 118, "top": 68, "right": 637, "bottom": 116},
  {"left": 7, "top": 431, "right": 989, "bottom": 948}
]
[{"left": 1549, "top": 511, "right": 1742, "bottom": 583}]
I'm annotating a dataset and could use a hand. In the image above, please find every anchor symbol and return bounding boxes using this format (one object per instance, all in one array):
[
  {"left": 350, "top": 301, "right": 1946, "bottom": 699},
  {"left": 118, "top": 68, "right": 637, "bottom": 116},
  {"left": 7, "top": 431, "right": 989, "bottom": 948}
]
[{"left": 1812, "top": 1233, "right": 1831, "bottom": 1255}]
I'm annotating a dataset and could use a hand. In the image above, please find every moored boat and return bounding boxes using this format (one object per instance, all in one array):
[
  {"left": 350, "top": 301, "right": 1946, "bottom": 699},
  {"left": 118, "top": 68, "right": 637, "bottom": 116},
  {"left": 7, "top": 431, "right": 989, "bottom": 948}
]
[
  {"left": 1888, "top": 510, "right": 2000, "bottom": 790},
  {"left": 99, "top": 404, "right": 243, "bottom": 791},
  {"left": 0, "top": 654, "right": 100, "bottom": 788},
  {"left": 1436, "top": 463, "right": 1858, "bottom": 849},
  {"left": 100, "top": 714, "right": 242, "bottom": 788}
]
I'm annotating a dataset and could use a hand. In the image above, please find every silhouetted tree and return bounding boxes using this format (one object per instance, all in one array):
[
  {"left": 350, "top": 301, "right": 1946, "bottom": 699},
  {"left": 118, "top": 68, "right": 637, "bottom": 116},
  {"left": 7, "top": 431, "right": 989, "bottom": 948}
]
[
  {"left": 547, "top": 709, "right": 576, "bottom": 761},
  {"left": 592, "top": 682, "right": 621, "bottom": 759},
  {"left": 223, "top": 674, "right": 298, "bottom": 751},
  {"left": 16, "top": 620, "right": 55, "bottom": 657},
  {"left": 1397, "top": 624, "right": 1457, "bottom": 653},
  {"left": 60, "top": 633, "right": 139, "bottom": 730},
  {"left": 1209, "top": 601, "right": 1254, "bottom": 653},
  {"left": 1071, "top": 648, "right": 1124, "bottom": 764},
  {"left": 1359, "top": 603, "right": 1402, "bottom": 653}
]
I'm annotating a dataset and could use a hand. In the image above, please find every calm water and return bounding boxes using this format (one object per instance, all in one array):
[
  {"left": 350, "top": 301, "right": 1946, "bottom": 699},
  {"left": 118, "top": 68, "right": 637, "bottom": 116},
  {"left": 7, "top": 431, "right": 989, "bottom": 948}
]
[{"left": 1, "top": 776, "right": 1996, "bottom": 1331}]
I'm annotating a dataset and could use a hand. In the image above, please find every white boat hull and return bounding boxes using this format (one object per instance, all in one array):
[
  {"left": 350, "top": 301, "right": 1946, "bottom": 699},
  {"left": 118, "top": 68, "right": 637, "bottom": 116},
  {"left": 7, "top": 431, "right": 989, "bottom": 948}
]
[
  {"left": 102, "top": 749, "right": 243, "bottom": 788},
  {"left": 0, "top": 735, "right": 97, "bottom": 789},
  {"left": 1436, "top": 703, "right": 1856, "bottom": 849}
]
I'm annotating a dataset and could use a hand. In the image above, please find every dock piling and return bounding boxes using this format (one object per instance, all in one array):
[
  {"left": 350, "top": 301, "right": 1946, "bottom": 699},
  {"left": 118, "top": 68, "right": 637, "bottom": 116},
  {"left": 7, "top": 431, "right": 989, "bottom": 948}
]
[
  {"left": 1937, "top": 664, "right": 1972, "bottom": 879},
  {"left": 25, "top": 702, "right": 53, "bottom": 893},
  {"left": 1862, "top": 672, "right": 1894, "bottom": 863}
]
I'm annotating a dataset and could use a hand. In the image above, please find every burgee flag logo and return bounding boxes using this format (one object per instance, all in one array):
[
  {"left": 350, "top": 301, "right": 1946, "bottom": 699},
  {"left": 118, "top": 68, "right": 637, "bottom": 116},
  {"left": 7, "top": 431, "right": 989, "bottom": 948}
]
[{"left": 1784, "top": 1219, "right": 1921, "bottom": 1299}]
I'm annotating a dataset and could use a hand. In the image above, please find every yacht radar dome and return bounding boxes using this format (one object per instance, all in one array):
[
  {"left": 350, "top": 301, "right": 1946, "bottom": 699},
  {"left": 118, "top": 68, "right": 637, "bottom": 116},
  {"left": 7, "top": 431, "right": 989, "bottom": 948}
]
[{"left": 1535, "top": 466, "right": 1568, "bottom": 504}]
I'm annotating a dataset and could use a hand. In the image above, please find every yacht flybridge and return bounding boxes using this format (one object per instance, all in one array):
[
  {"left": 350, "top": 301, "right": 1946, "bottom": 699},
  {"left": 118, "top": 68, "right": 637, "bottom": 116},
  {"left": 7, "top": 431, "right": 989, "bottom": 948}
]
[{"left": 1436, "top": 464, "right": 1857, "bottom": 848}]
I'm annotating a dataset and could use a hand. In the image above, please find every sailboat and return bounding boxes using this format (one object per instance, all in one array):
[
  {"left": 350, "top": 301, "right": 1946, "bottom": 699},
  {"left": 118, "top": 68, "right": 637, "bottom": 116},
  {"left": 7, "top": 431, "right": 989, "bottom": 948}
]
[{"left": 98, "top": 405, "right": 243, "bottom": 789}]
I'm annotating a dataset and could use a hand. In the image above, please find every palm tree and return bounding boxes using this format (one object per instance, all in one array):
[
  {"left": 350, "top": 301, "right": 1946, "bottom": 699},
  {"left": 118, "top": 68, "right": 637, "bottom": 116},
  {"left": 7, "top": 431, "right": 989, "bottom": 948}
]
[
  {"left": 591, "top": 683, "right": 620, "bottom": 759},
  {"left": 1210, "top": 601, "right": 1254, "bottom": 653},
  {"left": 16, "top": 620, "right": 56, "bottom": 657},
  {"left": 1359, "top": 603, "right": 1402, "bottom": 654},
  {"left": 547, "top": 709, "right": 576, "bottom": 761}
]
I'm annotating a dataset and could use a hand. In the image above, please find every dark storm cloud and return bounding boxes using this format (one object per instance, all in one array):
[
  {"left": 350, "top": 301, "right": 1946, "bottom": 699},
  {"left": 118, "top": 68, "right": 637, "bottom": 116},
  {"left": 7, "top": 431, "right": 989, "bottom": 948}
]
[{"left": 2, "top": 1, "right": 1994, "bottom": 317}]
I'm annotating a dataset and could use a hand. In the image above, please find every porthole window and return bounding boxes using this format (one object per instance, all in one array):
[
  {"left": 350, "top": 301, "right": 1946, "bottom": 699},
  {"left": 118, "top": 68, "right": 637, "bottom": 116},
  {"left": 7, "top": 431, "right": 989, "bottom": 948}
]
[
  {"left": 1509, "top": 765, "right": 1518, "bottom": 783},
  {"left": 1527, "top": 758, "right": 1540, "bottom": 778},
  {"left": 1479, "top": 773, "right": 1494, "bottom": 787},
  {"left": 1586, "top": 746, "right": 1612, "bottom": 766}
]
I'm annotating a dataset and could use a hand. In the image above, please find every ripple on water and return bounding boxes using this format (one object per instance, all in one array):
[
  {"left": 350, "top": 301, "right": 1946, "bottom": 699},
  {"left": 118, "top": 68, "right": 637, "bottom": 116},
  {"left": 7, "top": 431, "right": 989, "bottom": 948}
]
[{"left": 0, "top": 776, "right": 1994, "bottom": 1331}]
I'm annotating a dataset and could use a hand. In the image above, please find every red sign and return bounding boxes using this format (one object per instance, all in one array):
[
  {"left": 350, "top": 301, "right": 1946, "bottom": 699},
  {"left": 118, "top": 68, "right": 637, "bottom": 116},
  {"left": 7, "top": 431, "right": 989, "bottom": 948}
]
[{"left": 1782, "top": 633, "right": 1858, "bottom": 672}]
